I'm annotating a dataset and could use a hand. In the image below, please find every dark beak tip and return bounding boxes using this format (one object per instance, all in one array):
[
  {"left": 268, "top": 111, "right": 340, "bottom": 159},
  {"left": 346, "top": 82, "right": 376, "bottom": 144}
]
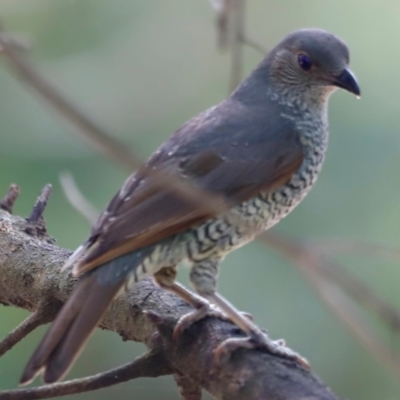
[
  {"left": 352, "top": 86, "right": 361, "bottom": 98},
  {"left": 334, "top": 68, "right": 360, "bottom": 97}
]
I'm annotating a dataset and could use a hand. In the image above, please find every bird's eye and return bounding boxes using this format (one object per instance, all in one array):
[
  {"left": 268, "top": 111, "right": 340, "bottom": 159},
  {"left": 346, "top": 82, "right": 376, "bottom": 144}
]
[{"left": 297, "top": 54, "right": 312, "bottom": 71}]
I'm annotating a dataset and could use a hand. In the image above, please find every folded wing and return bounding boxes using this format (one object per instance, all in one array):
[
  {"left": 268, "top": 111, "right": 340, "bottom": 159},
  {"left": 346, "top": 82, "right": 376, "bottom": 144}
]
[{"left": 73, "top": 99, "right": 304, "bottom": 274}]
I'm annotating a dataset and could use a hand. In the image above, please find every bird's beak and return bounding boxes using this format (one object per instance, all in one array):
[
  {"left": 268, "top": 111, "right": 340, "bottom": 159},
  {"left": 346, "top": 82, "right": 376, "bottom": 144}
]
[{"left": 332, "top": 68, "right": 361, "bottom": 97}]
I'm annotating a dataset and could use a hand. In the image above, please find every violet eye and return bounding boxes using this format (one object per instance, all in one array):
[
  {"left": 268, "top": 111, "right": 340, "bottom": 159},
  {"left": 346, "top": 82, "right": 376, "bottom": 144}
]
[{"left": 298, "top": 53, "right": 312, "bottom": 71}]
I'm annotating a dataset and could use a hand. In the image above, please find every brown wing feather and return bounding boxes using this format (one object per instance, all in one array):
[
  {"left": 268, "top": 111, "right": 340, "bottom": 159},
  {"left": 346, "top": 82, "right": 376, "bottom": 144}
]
[{"left": 73, "top": 98, "right": 304, "bottom": 275}]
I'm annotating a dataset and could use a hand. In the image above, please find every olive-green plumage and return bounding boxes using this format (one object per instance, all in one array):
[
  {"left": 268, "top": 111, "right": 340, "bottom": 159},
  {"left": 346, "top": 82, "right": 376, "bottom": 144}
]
[{"left": 21, "top": 28, "right": 360, "bottom": 384}]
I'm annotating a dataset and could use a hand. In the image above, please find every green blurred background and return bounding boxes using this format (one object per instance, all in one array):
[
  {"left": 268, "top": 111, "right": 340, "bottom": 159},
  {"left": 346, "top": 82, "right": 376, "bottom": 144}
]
[{"left": 0, "top": 1, "right": 400, "bottom": 399}]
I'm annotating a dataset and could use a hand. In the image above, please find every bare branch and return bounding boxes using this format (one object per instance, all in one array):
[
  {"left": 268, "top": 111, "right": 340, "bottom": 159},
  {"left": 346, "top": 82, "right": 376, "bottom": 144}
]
[
  {"left": 0, "top": 306, "right": 58, "bottom": 358},
  {"left": 312, "top": 238, "right": 400, "bottom": 262},
  {"left": 0, "top": 19, "right": 260, "bottom": 248},
  {"left": 0, "top": 351, "right": 172, "bottom": 400},
  {"left": 0, "top": 24, "right": 237, "bottom": 223},
  {"left": 238, "top": 33, "right": 268, "bottom": 55},
  {"left": 318, "top": 255, "right": 400, "bottom": 332},
  {"left": 0, "top": 32, "right": 32, "bottom": 52},
  {"left": 208, "top": 0, "right": 266, "bottom": 56},
  {"left": 314, "top": 277, "right": 400, "bottom": 380},
  {"left": 208, "top": 0, "right": 232, "bottom": 49},
  {"left": 299, "top": 238, "right": 400, "bottom": 333},
  {"left": 0, "top": 25, "right": 137, "bottom": 171},
  {"left": 262, "top": 232, "right": 400, "bottom": 381},
  {"left": 0, "top": 185, "right": 20, "bottom": 214},
  {"left": 27, "top": 184, "right": 52, "bottom": 224},
  {"left": 228, "top": 0, "right": 246, "bottom": 92},
  {"left": 0, "top": 209, "right": 339, "bottom": 400},
  {"left": 59, "top": 172, "right": 99, "bottom": 224}
]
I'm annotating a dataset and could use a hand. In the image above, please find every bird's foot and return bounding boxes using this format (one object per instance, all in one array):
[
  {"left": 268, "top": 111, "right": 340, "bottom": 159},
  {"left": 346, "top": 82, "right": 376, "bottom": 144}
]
[
  {"left": 214, "top": 329, "right": 310, "bottom": 368},
  {"left": 173, "top": 299, "right": 219, "bottom": 339},
  {"left": 173, "top": 300, "right": 252, "bottom": 339},
  {"left": 200, "top": 292, "right": 309, "bottom": 368}
]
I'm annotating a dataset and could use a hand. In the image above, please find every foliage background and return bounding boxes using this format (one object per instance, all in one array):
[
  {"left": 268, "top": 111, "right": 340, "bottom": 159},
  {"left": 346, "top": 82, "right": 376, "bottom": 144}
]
[{"left": 0, "top": 1, "right": 399, "bottom": 399}]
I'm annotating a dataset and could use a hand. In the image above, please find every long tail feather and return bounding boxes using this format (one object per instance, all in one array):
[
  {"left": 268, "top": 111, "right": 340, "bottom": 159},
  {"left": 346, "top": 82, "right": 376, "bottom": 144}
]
[
  {"left": 21, "top": 274, "right": 124, "bottom": 384},
  {"left": 20, "top": 276, "right": 96, "bottom": 385},
  {"left": 44, "top": 278, "right": 124, "bottom": 383},
  {"left": 20, "top": 252, "right": 145, "bottom": 385}
]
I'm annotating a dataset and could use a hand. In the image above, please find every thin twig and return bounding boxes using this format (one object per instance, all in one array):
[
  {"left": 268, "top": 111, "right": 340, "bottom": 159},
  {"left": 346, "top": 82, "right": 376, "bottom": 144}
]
[
  {"left": 208, "top": 1, "right": 267, "bottom": 55},
  {"left": 0, "top": 307, "right": 57, "bottom": 358},
  {"left": 27, "top": 184, "right": 52, "bottom": 224},
  {"left": 0, "top": 25, "right": 136, "bottom": 171},
  {"left": 312, "top": 238, "right": 400, "bottom": 262},
  {"left": 319, "top": 255, "right": 400, "bottom": 332},
  {"left": 239, "top": 33, "right": 268, "bottom": 55},
  {"left": 304, "top": 238, "right": 400, "bottom": 332},
  {"left": 0, "top": 32, "right": 32, "bottom": 52},
  {"left": 228, "top": 0, "right": 246, "bottom": 92},
  {"left": 0, "top": 26, "right": 237, "bottom": 222},
  {"left": 208, "top": 0, "right": 232, "bottom": 49},
  {"left": 0, "top": 351, "right": 172, "bottom": 400},
  {"left": 59, "top": 172, "right": 99, "bottom": 224},
  {"left": 0, "top": 184, "right": 20, "bottom": 214},
  {"left": 0, "top": 19, "right": 263, "bottom": 242},
  {"left": 262, "top": 232, "right": 400, "bottom": 381},
  {"left": 265, "top": 233, "right": 400, "bottom": 332},
  {"left": 312, "top": 275, "right": 400, "bottom": 380}
]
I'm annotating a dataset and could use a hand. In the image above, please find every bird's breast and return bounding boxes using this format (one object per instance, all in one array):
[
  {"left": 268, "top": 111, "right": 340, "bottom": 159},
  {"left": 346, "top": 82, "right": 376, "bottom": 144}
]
[{"left": 229, "top": 123, "right": 329, "bottom": 234}]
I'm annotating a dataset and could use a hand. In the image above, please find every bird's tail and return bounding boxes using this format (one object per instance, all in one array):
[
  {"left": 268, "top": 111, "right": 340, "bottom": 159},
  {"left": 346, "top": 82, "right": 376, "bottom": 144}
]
[{"left": 20, "top": 251, "right": 145, "bottom": 385}]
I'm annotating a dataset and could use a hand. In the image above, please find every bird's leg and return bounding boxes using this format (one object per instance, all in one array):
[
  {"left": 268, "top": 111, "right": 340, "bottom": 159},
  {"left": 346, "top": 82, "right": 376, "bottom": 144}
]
[
  {"left": 188, "top": 260, "right": 310, "bottom": 368},
  {"left": 207, "top": 292, "right": 310, "bottom": 367},
  {"left": 153, "top": 266, "right": 228, "bottom": 339}
]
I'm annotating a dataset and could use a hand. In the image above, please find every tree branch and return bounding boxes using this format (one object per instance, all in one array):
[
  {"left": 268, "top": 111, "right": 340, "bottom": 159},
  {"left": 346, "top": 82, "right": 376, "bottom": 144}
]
[
  {"left": 0, "top": 185, "right": 20, "bottom": 214},
  {"left": 262, "top": 232, "right": 400, "bottom": 381},
  {"left": 0, "top": 25, "right": 136, "bottom": 171},
  {"left": 0, "top": 306, "right": 57, "bottom": 358},
  {"left": 0, "top": 7, "right": 396, "bottom": 397},
  {"left": 228, "top": 0, "right": 245, "bottom": 92},
  {"left": 0, "top": 206, "right": 338, "bottom": 400},
  {"left": 26, "top": 185, "right": 52, "bottom": 224},
  {"left": 0, "top": 351, "right": 171, "bottom": 400},
  {"left": 59, "top": 172, "right": 99, "bottom": 224},
  {"left": 0, "top": 24, "right": 240, "bottom": 222}
]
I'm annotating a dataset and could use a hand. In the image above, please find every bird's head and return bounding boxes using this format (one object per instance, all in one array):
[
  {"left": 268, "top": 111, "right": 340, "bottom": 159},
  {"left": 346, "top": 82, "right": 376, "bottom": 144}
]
[{"left": 268, "top": 28, "right": 360, "bottom": 100}]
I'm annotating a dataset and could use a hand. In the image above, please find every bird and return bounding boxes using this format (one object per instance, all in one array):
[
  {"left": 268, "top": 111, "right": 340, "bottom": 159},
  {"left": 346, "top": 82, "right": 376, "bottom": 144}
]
[{"left": 21, "top": 28, "right": 360, "bottom": 385}]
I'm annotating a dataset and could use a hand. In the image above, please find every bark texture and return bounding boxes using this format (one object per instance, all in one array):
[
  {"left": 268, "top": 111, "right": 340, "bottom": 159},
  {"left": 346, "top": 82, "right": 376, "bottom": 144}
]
[{"left": 0, "top": 209, "right": 338, "bottom": 400}]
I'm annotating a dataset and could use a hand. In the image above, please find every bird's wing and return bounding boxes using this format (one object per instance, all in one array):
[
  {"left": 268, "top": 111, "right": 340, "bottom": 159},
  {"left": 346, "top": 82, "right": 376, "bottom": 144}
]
[{"left": 73, "top": 99, "right": 304, "bottom": 274}]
